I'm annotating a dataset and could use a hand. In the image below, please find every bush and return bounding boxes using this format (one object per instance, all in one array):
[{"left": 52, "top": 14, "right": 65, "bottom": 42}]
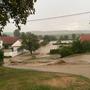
[
  {"left": 50, "top": 49, "right": 59, "bottom": 54},
  {"left": 72, "top": 40, "right": 90, "bottom": 53},
  {"left": 82, "top": 41, "right": 90, "bottom": 52},
  {"left": 59, "top": 47, "right": 73, "bottom": 58},
  {"left": 72, "top": 40, "right": 84, "bottom": 53},
  {"left": 0, "top": 50, "right": 4, "bottom": 66},
  {"left": 59, "top": 40, "right": 90, "bottom": 58}
]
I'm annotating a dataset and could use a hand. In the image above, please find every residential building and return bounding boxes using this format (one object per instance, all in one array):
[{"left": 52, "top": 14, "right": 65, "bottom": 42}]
[{"left": 80, "top": 34, "right": 90, "bottom": 42}]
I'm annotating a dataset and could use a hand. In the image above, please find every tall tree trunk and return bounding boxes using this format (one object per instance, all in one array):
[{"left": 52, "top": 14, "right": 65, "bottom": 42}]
[{"left": 29, "top": 50, "right": 32, "bottom": 55}]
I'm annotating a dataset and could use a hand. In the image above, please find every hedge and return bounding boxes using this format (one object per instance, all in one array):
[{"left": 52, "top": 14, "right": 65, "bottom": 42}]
[
  {"left": 50, "top": 49, "right": 60, "bottom": 54},
  {"left": 59, "top": 47, "right": 73, "bottom": 58}
]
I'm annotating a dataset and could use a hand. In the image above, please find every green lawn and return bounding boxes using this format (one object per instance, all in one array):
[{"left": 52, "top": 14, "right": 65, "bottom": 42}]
[{"left": 0, "top": 67, "right": 90, "bottom": 90}]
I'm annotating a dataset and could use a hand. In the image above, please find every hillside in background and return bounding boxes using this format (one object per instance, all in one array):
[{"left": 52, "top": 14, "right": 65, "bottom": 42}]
[
  {"left": 31, "top": 30, "right": 90, "bottom": 36},
  {"left": 3, "top": 30, "right": 90, "bottom": 36},
  {"left": 3, "top": 32, "right": 13, "bottom": 36}
]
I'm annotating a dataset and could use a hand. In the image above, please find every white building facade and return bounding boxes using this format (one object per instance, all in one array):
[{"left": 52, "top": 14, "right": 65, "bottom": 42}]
[
  {"left": 0, "top": 40, "right": 3, "bottom": 49},
  {"left": 4, "top": 40, "right": 23, "bottom": 57}
]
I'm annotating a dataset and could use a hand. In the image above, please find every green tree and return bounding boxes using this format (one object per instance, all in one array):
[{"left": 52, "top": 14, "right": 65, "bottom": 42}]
[
  {"left": 59, "top": 35, "right": 64, "bottom": 40},
  {"left": 59, "top": 40, "right": 90, "bottom": 57},
  {"left": 59, "top": 46, "right": 73, "bottom": 58},
  {"left": 14, "top": 29, "right": 20, "bottom": 37},
  {"left": 43, "top": 35, "right": 51, "bottom": 42},
  {"left": 43, "top": 35, "right": 57, "bottom": 42},
  {"left": 21, "top": 32, "right": 40, "bottom": 54},
  {"left": 72, "top": 40, "right": 84, "bottom": 53},
  {"left": 63, "top": 35, "right": 69, "bottom": 40},
  {"left": 72, "top": 34, "right": 76, "bottom": 40},
  {"left": 41, "top": 35, "right": 57, "bottom": 46},
  {"left": 0, "top": 0, "right": 37, "bottom": 35},
  {"left": 57, "top": 36, "right": 64, "bottom": 44}
]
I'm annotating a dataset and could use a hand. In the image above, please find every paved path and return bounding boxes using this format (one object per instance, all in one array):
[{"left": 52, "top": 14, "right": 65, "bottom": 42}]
[{"left": 5, "top": 64, "right": 90, "bottom": 78}]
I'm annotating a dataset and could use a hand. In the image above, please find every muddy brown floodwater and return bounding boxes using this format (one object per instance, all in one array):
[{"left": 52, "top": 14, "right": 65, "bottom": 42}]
[{"left": 4, "top": 42, "right": 90, "bottom": 78}]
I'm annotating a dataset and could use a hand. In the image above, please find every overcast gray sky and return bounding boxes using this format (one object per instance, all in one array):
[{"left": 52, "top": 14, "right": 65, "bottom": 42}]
[{"left": 4, "top": 0, "right": 90, "bottom": 32}]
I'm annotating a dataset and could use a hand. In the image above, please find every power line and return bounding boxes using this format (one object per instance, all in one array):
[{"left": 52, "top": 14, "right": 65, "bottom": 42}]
[{"left": 28, "top": 11, "right": 90, "bottom": 22}]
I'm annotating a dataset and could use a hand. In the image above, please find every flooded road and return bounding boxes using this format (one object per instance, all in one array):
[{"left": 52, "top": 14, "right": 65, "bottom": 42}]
[
  {"left": 5, "top": 64, "right": 90, "bottom": 78},
  {"left": 62, "top": 54, "right": 90, "bottom": 64},
  {"left": 36, "top": 41, "right": 58, "bottom": 55},
  {"left": 4, "top": 42, "right": 90, "bottom": 78}
]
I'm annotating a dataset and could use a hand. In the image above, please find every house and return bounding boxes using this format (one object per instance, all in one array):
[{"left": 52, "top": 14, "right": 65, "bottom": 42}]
[
  {"left": 60, "top": 40, "right": 73, "bottom": 44},
  {"left": 0, "top": 36, "right": 23, "bottom": 57},
  {"left": 12, "top": 40, "right": 22, "bottom": 52},
  {"left": 80, "top": 34, "right": 90, "bottom": 42},
  {"left": 0, "top": 36, "right": 18, "bottom": 49},
  {"left": 4, "top": 40, "right": 22, "bottom": 57}
]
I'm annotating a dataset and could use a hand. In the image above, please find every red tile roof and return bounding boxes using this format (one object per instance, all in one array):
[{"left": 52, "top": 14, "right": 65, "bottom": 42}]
[
  {"left": 0, "top": 36, "right": 18, "bottom": 45},
  {"left": 80, "top": 34, "right": 90, "bottom": 42}
]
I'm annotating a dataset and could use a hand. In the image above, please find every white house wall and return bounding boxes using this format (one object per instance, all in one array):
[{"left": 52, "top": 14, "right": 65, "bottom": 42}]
[
  {"left": 0, "top": 40, "right": 3, "bottom": 49},
  {"left": 4, "top": 50, "right": 23, "bottom": 57}
]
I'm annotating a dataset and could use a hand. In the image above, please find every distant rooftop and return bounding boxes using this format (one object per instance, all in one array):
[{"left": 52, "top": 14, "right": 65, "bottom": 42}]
[
  {"left": 0, "top": 36, "right": 18, "bottom": 45},
  {"left": 80, "top": 34, "right": 90, "bottom": 42}
]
